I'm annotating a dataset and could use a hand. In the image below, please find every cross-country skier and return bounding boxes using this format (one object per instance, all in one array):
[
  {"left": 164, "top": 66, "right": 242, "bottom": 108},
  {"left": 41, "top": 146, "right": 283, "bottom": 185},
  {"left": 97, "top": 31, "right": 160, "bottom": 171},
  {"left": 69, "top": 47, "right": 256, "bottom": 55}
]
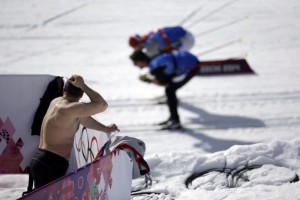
[
  {"left": 30, "top": 75, "right": 119, "bottom": 189},
  {"left": 128, "top": 26, "right": 195, "bottom": 58},
  {"left": 130, "top": 50, "right": 199, "bottom": 130}
]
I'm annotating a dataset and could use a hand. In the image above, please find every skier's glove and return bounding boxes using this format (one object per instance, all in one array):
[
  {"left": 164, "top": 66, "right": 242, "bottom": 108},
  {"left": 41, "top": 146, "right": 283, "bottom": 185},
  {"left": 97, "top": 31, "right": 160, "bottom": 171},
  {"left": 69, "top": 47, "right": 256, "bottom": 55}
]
[{"left": 139, "top": 75, "right": 152, "bottom": 83}]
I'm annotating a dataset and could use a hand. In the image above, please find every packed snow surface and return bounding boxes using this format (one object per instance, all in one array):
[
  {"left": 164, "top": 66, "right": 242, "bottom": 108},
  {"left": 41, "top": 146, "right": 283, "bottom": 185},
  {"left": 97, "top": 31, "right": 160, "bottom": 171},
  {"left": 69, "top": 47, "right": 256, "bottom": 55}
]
[{"left": 1, "top": 0, "right": 300, "bottom": 199}]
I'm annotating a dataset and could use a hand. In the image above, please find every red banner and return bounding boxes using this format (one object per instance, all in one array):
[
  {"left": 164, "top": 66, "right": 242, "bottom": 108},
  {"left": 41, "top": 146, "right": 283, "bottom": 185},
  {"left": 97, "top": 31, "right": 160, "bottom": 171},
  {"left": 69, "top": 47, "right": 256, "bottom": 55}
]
[{"left": 198, "top": 58, "right": 255, "bottom": 76}]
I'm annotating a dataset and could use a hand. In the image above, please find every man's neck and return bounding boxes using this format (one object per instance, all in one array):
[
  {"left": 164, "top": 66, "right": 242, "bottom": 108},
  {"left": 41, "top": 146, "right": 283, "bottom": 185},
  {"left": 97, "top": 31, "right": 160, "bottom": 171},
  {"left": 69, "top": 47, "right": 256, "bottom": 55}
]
[{"left": 63, "top": 94, "right": 79, "bottom": 102}]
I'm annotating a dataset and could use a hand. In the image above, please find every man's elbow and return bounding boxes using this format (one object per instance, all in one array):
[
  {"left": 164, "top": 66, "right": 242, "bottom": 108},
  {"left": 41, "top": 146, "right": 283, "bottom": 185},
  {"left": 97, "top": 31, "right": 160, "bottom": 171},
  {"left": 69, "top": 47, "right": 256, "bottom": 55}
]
[{"left": 98, "top": 101, "right": 108, "bottom": 112}]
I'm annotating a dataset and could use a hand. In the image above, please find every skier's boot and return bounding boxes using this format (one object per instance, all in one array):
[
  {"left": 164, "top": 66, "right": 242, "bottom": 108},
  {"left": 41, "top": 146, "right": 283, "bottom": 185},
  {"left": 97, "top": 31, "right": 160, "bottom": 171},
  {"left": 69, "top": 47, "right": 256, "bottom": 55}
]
[{"left": 161, "top": 120, "right": 182, "bottom": 130}]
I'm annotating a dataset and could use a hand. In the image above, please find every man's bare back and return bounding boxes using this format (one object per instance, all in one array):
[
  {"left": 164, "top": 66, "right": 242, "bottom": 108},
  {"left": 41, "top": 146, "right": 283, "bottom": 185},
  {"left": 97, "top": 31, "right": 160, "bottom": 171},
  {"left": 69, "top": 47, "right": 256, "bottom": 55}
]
[
  {"left": 39, "top": 97, "right": 82, "bottom": 160},
  {"left": 38, "top": 75, "right": 119, "bottom": 160}
]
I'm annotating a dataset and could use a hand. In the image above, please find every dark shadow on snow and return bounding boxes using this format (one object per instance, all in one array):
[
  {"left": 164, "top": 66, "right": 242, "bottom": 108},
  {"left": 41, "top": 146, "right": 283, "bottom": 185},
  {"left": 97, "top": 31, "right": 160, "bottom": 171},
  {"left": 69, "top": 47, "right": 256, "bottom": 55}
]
[
  {"left": 177, "top": 101, "right": 266, "bottom": 152},
  {"left": 180, "top": 101, "right": 266, "bottom": 129},
  {"left": 179, "top": 128, "right": 253, "bottom": 152}
]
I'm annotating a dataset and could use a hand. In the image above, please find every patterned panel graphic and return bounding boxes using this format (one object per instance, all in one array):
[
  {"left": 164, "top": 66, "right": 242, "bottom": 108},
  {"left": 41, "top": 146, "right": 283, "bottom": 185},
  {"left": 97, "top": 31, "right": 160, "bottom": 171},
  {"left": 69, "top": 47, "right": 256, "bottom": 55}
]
[
  {"left": 0, "top": 117, "right": 27, "bottom": 173},
  {"left": 18, "top": 150, "right": 132, "bottom": 200}
]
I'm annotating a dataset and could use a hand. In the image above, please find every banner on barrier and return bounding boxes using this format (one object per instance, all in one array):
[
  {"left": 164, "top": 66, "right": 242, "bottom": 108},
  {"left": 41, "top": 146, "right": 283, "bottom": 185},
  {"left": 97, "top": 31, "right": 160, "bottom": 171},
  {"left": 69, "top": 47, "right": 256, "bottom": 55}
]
[{"left": 18, "top": 150, "right": 133, "bottom": 200}]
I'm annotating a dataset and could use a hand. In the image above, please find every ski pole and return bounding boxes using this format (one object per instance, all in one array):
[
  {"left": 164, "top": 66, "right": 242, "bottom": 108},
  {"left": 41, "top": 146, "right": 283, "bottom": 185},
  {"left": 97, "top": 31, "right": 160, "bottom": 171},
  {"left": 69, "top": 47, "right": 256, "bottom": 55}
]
[{"left": 197, "top": 38, "right": 242, "bottom": 56}]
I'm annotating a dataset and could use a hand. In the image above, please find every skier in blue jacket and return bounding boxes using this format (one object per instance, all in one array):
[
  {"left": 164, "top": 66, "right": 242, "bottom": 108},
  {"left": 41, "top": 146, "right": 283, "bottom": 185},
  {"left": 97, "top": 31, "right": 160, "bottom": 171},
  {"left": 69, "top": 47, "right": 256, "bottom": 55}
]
[
  {"left": 129, "top": 26, "right": 195, "bottom": 58},
  {"left": 130, "top": 50, "right": 199, "bottom": 130}
]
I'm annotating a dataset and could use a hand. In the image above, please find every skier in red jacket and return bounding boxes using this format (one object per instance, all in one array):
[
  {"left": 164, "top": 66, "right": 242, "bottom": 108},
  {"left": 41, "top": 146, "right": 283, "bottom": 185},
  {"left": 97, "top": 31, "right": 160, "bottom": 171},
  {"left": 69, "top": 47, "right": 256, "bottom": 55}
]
[{"left": 129, "top": 26, "right": 195, "bottom": 58}]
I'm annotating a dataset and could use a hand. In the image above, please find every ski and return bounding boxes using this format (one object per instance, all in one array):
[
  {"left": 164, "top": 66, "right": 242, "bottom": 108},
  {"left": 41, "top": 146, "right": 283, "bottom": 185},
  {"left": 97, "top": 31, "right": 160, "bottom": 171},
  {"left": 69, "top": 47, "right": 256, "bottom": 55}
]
[
  {"left": 109, "top": 96, "right": 167, "bottom": 107},
  {"left": 120, "top": 123, "right": 215, "bottom": 133}
]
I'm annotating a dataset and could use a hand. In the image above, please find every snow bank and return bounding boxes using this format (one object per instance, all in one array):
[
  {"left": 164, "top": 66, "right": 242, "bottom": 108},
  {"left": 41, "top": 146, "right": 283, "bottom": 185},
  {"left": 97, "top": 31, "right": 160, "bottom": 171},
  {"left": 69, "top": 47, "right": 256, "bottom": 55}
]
[{"left": 132, "top": 140, "right": 300, "bottom": 199}]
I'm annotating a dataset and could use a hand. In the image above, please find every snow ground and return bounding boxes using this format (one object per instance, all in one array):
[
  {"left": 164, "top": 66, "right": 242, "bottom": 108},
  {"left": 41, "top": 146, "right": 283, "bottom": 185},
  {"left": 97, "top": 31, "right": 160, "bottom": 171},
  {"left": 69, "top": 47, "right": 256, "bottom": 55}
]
[{"left": 0, "top": 0, "right": 300, "bottom": 199}]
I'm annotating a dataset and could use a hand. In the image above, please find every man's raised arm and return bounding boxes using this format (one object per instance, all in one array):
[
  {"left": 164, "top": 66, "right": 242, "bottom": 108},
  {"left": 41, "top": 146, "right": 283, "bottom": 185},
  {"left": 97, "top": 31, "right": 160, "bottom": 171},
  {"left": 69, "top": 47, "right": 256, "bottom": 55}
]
[{"left": 69, "top": 75, "right": 108, "bottom": 114}]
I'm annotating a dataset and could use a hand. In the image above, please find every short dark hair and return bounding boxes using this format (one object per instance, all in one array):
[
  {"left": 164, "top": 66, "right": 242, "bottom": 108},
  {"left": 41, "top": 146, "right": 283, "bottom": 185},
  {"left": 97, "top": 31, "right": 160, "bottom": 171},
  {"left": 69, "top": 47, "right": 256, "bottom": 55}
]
[
  {"left": 129, "top": 50, "right": 150, "bottom": 63},
  {"left": 64, "top": 81, "right": 84, "bottom": 98}
]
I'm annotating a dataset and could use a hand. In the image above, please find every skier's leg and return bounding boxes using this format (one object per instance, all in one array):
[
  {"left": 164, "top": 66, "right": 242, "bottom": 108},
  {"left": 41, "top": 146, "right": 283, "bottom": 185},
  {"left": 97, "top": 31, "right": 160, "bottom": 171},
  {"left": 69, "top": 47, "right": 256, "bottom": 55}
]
[{"left": 165, "top": 86, "right": 180, "bottom": 123}]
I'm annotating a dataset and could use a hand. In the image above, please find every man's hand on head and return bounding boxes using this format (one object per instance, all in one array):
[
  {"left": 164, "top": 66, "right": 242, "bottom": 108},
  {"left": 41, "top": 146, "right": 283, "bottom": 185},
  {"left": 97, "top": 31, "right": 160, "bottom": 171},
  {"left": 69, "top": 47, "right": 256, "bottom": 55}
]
[{"left": 69, "top": 75, "right": 85, "bottom": 89}]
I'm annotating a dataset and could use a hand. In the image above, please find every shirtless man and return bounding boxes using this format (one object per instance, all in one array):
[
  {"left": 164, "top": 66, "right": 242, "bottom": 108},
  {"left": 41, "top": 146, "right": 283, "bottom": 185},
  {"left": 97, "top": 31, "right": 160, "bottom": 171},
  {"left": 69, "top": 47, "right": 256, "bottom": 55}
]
[{"left": 30, "top": 74, "right": 119, "bottom": 189}]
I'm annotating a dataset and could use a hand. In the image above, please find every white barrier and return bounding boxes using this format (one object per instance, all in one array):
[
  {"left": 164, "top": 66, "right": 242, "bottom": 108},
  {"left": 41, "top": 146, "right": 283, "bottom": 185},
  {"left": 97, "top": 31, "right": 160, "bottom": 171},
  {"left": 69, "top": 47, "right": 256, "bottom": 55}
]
[
  {"left": 0, "top": 74, "right": 54, "bottom": 173},
  {"left": 0, "top": 75, "right": 133, "bottom": 199}
]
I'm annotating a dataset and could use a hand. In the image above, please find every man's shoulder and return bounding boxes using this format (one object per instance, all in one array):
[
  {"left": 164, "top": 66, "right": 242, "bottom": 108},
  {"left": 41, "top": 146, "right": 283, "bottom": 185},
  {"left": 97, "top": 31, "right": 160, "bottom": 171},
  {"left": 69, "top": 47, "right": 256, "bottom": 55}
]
[{"left": 51, "top": 98, "right": 80, "bottom": 110}]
